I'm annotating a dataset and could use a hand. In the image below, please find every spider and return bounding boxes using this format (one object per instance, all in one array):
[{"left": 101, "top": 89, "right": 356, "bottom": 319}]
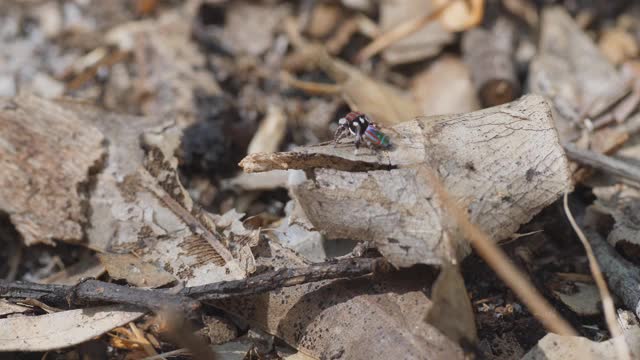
[{"left": 333, "top": 111, "right": 391, "bottom": 150}]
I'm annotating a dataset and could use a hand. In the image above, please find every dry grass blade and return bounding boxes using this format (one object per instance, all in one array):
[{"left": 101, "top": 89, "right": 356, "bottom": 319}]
[
  {"left": 420, "top": 167, "right": 577, "bottom": 336},
  {"left": 563, "top": 192, "right": 631, "bottom": 360},
  {"left": 354, "top": 0, "right": 457, "bottom": 63}
]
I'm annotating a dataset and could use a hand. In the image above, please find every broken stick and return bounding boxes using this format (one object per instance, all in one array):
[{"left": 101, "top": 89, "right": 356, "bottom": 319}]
[{"left": 0, "top": 257, "right": 384, "bottom": 312}]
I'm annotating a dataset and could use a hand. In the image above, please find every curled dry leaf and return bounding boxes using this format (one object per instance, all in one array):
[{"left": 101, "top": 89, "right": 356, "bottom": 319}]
[
  {"left": 240, "top": 95, "right": 572, "bottom": 267},
  {"left": 0, "top": 305, "right": 144, "bottom": 352},
  {"left": 211, "top": 238, "right": 465, "bottom": 359}
]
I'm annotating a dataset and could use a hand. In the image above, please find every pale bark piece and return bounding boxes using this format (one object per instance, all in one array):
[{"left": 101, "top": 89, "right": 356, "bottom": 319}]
[
  {"left": 240, "top": 95, "right": 572, "bottom": 267},
  {"left": 0, "top": 305, "right": 144, "bottom": 352},
  {"left": 411, "top": 55, "right": 480, "bottom": 116},
  {"left": 211, "top": 239, "right": 464, "bottom": 360},
  {"left": 97, "top": 253, "right": 176, "bottom": 288},
  {"left": 529, "top": 7, "right": 629, "bottom": 141},
  {"left": 379, "top": 0, "right": 453, "bottom": 65},
  {"left": 0, "top": 96, "right": 106, "bottom": 246}
]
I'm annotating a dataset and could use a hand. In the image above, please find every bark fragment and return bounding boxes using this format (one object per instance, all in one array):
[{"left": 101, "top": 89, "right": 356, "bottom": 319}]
[{"left": 240, "top": 95, "right": 572, "bottom": 267}]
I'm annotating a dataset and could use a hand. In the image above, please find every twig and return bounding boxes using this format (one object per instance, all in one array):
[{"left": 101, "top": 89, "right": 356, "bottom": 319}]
[
  {"left": 280, "top": 71, "right": 342, "bottom": 96},
  {"left": 563, "top": 193, "right": 630, "bottom": 360},
  {"left": 420, "top": 167, "right": 577, "bottom": 336},
  {"left": 0, "top": 258, "right": 384, "bottom": 311},
  {"left": 182, "top": 257, "right": 385, "bottom": 300},
  {"left": 579, "top": 220, "right": 640, "bottom": 322},
  {"left": 563, "top": 142, "right": 640, "bottom": 187},
  {"left": 354, "top": 0, "right": 457, "bottom": 63}
]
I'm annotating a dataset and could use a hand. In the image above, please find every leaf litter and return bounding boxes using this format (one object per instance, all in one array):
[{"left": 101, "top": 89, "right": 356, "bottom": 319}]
[{"left": 4, "top": 1, "right": 640, "bottom": 359}]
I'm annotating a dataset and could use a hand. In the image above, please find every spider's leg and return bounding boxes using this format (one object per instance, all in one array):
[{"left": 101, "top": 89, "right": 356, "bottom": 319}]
[{"left": 333, "top": 126, "right": 346, "bottom": 147}]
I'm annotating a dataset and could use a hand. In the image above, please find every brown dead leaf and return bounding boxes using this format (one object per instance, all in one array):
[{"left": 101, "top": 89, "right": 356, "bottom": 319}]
[
  {"left": 97, "top": 253, "right": 176, "bottom": 288},
  {"left": 240, "top": 95, "right": 572, "bottom": 267},
  {"left": 211, "top": 238, "right": 464, "bottom": 359}
]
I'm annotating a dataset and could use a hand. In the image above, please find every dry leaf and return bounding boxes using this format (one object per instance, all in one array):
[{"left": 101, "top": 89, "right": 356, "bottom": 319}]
[
  {"left": 0, "top": 305, "right": 144, "bottom": 352},
  {"left": 1, "top": 96, "right": 256, "bottom": 287},
  {"left": 411, "top": 55, "right": 480, "bottom": 116},
  {"left": 211, "top": 238, "right": 464, "bottom": 359},
  {"left": 529, "top": 7, "right": 629, "bottom": 141},
  {"left": 426, "top": 263, "right": 478, "bottom": 345},
  {"left": 379, "top": 0, "right": 454, "bottom": 64},
  {"left": 97, "top": 253, "right": 176, "bottom": 288},
  {"left": 552, "top": 282, "right": 602, "bottom": 317},
  {"left": 241, "top": 95, "right": 571, "bottom": 267}
]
